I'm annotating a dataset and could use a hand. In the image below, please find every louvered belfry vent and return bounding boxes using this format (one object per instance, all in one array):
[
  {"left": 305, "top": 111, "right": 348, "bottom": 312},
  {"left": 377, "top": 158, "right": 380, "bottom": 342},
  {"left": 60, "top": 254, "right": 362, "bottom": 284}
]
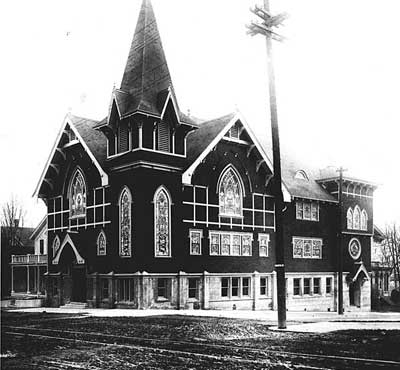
[
  {"left": 118, "top": 123, "right": 129, "bottom": 153},
  {"left": 157, "top": 120, "right": 170, "bottom": 152}
]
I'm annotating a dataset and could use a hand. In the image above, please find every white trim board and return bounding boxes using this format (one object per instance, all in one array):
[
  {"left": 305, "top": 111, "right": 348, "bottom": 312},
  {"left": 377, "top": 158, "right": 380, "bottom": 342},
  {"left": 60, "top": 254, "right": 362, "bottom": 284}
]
[{"left": 33, "top": 113, "right": 109, "bottom": 198}]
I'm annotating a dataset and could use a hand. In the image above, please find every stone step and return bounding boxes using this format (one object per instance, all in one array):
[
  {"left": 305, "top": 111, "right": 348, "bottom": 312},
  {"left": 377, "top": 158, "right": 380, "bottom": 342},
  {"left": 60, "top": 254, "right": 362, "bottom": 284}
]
[{"left": 60, "top": 302, "right": 88, "bottom": 309}]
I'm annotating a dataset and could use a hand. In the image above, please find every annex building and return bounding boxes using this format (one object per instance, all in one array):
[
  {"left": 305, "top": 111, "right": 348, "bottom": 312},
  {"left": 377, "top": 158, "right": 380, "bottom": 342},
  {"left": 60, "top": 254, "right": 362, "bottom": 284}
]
[{"left": 34, "top": 0, "right": 377, "bottom": 311}]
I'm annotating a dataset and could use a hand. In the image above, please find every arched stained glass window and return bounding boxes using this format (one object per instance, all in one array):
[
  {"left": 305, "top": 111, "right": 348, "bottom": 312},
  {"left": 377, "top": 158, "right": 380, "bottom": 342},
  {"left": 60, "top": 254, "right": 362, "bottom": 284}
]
[
  {"left": 218, "top": 166, "right": 243, "bottom": 217},
  {"left": 119, "top": 187, "right": 132, "bottom": 257},
  {"left": 52, "top": 236, "right": 60, "bottom": 257},
  {"left": 69, "top": 169, "right": 86, "bottom": 218},
  {"left": 353, "top": 206, "right": 361, "bottom": 230},
  {"left": 347, "top": 208, "right": 353, "bottom": 229},
  {"left": 361, "top": 210, "right": 368, "bottom": 231},
  {"left": 97, "top": 230, "right": 107, "bottom": 256},
  {"left": 154, "top": 187, "right": 171, "bottom": 257}
]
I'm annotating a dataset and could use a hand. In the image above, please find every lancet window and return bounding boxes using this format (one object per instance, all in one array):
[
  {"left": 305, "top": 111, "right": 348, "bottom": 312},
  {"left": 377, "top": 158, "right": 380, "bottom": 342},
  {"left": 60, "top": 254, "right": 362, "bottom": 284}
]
[
  {"left": 69, "top": 169, "right": 86, "bottom": 218},
  {"left": 119, "top": 187, "right": 132, "bottom": 257},
  {"left": 97, "top": 230, "right": 107, "bottom": 256},
  {"left": 154, "top": 187, "right": 171, "bottom": 257},
  {"left": 218, "top": 166, "right": 243, "bottom": 217}
]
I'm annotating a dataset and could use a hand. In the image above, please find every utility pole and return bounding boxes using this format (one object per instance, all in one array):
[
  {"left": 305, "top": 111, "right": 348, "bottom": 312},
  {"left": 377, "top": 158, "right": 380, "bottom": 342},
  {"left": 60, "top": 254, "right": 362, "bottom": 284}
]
[
  {"left": 336, "top": 167, "right": 347, "bottom": 315},
  {"left": 248, "top": 0, "right": 287, "bottom": 329}
]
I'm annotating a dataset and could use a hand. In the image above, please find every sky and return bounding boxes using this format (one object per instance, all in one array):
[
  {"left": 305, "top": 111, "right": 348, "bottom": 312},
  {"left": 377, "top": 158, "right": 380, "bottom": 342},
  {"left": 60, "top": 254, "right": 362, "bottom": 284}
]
[{"left": 0, "top": 0, "right": 399, "bottom": 228}]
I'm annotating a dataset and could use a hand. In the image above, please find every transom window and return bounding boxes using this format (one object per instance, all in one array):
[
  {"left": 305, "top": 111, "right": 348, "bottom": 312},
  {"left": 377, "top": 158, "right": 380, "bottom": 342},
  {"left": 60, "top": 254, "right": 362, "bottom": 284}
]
[
  {"left": 296, "top": 200, "right": 319, "bottom": 221},
  {"left": 119, "top": 187, "right": 132, "bottom": 257},
  {"left": 218, "top": 166, "right": 243, "bottom": 218},
  {"left": 69, "top": 169, "right": 86, "bottom": 219},
  {"left": 292, "top": 237, "right": 323, "bottom": 259},
  {"left": 154, "top": 187, "right": 171, "bottom": 257},
  {"left": 209, "top": 231, "right": 252, "bottom": 256}
]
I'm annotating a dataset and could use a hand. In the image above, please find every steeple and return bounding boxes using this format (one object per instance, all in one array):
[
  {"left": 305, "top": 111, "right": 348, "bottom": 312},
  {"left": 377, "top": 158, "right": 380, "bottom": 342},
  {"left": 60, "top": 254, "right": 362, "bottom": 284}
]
[{"left": 117, "top": 0, "right": 174, "bottom": 117}]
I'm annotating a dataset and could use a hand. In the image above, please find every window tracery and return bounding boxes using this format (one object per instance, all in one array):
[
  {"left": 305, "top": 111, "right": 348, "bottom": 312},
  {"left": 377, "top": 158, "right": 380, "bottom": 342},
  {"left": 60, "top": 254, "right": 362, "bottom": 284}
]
[
  {"left": 69, "top": 169, "right": 86, "bottom": 218},
  {"left": 154, "top": 187, "right": 171, "bottom": 257},
  {"left": 218, "top": 167, "right": 243, "bottom": 217},
  {"left": 119, "top": 187, "right": 132, "bottom": 257}
]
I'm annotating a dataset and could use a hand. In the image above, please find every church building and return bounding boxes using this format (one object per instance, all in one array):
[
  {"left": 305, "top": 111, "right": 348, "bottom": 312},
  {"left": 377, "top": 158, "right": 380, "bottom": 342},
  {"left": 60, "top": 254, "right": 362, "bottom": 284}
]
[{"left": 34, "top": 0, "right": 377, "bottom": 311}]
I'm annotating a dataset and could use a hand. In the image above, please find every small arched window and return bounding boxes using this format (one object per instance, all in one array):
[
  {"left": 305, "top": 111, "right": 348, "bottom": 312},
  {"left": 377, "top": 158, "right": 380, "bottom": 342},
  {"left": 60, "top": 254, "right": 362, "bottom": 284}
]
[
  {"left": 119, "top": 187, "right": 132, "bottom": 257},
  {"left": 218, "top": 166, "right": 243, "bottom": 217},
  {"left": 52, "top": 235, "right": 60, "bottom": 257},
  {"left": 353, "top": 206, "right": 361, "bottom": 230},
  {"left": 347, "top": 208, "right": 353, "bottom": 229},
  {"left": 294, "top": 170, "right": 309, "bottom": 181},
  {"left": 361, "top": 210, "right": 368, "bottom": 231},
  {"left": 154, "top": 186, "right": 171, "bottom": 257},
  {"left": 97, "top": 230, "right": 107, "bottom": 256},
  {"left": 69, "top": 168, "right": 86, "bottom": 218}
]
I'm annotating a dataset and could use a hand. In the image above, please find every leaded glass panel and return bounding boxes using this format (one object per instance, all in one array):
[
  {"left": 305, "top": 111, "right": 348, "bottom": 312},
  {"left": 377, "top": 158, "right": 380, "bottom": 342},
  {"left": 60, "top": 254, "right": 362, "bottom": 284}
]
[
  {"left": 293, "top": 238, "right": 303, "bottom": 258},
  {"left": 221, "top": 234, "right": 231, "bottom": 255},
  {"left": 70, "top": 170, "right": 86, "bottom": 218},
  {"left": 303, "top": 239, "right": 312, "bottom": 257},
  {"left": 155, "top": 189, "right": 170, "bottom": 257},
  {"left": 210, "top": 233, "right": 220, "bottom": 255},
  {"left": 232, "top": 235, "right": 241, "bottom": 255},
  {"left": 219, "top": 168, "right": 242, "bottom": 217},
  {"left": 97, "top": 231, "right": 107, "bottom": 256},
  {"left": 242, "top": 235, "right": 252, "bottom": 256},
  {"left": 190, "top": 230, "right": 202, "bottom": 255},
  {"left": 119, "top": 188, "right": 131, "bottom": 257},
  {"left": 312, "top": 239, "right": 322, "bottom": 259}
]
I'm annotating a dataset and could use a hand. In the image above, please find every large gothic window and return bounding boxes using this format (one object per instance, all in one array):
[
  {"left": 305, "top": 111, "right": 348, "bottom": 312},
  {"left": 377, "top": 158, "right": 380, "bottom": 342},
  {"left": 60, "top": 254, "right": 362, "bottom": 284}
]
[
  {"left": 119, "top": 187, "right": 132, "bottom": 257},
  {"left": 218, "top": 166, "right": 243, "bottom": 217},
  {"left": 154, "top": 186, "right": 171, "bottom": 257},
  {"left": 347, "top": 208, "right": 353, "bottom": 229},
  {"left": 69, "top": 169, "right": 86, "bottom": 218}
]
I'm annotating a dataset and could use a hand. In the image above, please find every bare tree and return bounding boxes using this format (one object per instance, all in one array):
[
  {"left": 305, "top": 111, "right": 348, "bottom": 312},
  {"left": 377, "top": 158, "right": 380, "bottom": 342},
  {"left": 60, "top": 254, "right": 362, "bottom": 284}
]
[
  {"left": 382, "top": 223, "right": 400, "bottom": 290},
  {"left": 1, "top": 195, "right": 26, "bottom": 247}
]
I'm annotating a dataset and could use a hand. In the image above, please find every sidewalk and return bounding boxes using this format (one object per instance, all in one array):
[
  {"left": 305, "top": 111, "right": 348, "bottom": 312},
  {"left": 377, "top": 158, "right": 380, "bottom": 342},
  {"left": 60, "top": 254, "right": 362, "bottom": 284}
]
[{"left": 4, "top": 307, "right": 400, "bottom": 332}]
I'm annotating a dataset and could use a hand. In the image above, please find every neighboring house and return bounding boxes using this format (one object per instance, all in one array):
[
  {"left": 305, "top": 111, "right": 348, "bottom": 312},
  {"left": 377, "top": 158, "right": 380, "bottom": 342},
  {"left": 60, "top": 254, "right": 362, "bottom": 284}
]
[
  {"left": 1, "top": 224, "right": 35, "bottom": 298},
  {"left": 371, "top": 225, "right": 394, "bottom": 305},
  {"left": 33, "top": 0, "right": 377, "bottom": 311},
  {"left": 9, "top": 217, "right": 47, "bottom": 296}
]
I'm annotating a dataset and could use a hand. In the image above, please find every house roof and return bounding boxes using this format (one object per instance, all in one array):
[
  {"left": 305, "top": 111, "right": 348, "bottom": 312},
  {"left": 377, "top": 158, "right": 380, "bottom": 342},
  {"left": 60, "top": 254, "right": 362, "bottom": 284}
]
[
  {"left": 71, "top": 115, "right": 107, "bottom": 168},
  {"left": 29, "top": 216, "right": 47, "bottom": 241},
  {"left": 185, "top": 111, "right": 336, "bottom": 203},
  {"left": 186, "top": 113, "right": 236, "bottom": 168},
  {"left": 1, "top": 226, "right": 35, "bottom": 249}
]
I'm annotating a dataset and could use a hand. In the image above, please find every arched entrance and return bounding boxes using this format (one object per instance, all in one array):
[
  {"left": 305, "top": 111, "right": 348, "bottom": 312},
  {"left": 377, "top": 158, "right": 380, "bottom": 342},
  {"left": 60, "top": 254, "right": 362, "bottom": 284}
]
[
  {"left": 348, "top": 263, "right": 369, "bottom": 309},
  {"left": 53, "top": 234, "right": 86, "bottom": 303}
]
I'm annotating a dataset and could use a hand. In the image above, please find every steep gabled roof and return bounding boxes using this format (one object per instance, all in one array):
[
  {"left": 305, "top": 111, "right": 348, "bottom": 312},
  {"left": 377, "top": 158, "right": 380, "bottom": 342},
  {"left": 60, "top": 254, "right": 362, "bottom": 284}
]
[
  {"left": 186, "top": 113, "right": 236, "bottom": 167},
  {"left": 33, "top": 114, "right": 108, "bottom": 198},
  {"left": 72, "top": 115, "right": 107, "bottom": 168},
  {"left": 29, "top": 216, "right": 47, "bottom": 241},
  {"left": 185, "top": 111, "right": 336, "bottom": 203}
]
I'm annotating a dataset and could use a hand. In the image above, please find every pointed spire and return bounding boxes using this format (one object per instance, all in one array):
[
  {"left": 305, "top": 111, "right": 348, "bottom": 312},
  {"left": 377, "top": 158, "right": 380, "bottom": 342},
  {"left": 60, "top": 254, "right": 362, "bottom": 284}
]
[{"left": 119, "top": 0, "right": 173, "bottom": 116}]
